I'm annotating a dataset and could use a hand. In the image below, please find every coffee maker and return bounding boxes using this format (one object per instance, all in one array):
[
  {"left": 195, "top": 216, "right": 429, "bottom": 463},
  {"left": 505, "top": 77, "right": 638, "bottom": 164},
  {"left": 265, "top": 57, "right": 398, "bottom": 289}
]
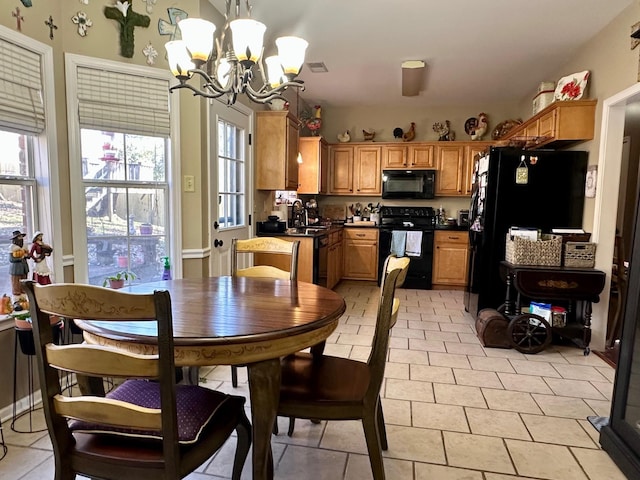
[{"left": 458, "top": 209, "right": 470, "bottom": 227}]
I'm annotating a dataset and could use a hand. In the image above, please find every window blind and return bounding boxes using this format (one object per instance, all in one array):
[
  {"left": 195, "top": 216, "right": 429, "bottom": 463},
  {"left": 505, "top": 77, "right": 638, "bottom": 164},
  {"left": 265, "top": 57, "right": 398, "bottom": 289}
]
[
  {"left": 0, "top": 37, "right": 45, "bottom": 134},
  {"left": 77, "top": 66, "right": 171, "bottom": 137}
]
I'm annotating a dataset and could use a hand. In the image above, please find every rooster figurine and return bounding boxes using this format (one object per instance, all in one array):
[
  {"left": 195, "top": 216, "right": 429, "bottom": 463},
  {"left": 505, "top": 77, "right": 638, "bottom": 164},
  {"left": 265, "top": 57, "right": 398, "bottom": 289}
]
[
  {"left": 464, "top": 113, "right": 489, "bottom": 141},
  {"left": 337, "top": 130, "right": 351, "bottom": 143},
  {"left": 362, "top": 129, "right": 376, "bottom": 141},
  {"left": 305, "top": 105, "right": 322, "bottom": 136},
  {"left": 402, "top": 122, "right": 416, "bottom": 142}
]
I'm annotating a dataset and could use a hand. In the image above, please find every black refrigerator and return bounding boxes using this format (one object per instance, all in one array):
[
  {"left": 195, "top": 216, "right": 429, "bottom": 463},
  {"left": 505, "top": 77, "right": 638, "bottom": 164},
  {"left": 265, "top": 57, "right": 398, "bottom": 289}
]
[{"left": 464, "top": 146, "right": 588, "bottom": 318}]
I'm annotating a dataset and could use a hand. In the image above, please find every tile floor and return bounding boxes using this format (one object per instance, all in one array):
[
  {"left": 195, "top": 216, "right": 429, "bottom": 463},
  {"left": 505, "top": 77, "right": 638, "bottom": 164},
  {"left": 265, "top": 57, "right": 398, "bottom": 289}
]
[{"left": 0, "top": 282, "right": 628, "bottom": 480}]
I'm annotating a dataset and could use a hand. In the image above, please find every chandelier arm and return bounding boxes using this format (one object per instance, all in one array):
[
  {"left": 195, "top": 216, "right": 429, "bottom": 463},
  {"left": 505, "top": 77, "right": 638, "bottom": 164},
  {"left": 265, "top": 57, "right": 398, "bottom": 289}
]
[
  {"left": 169, "top": 82, "right": 226, "bottom": 100},
  {"left": 188, "top": 68, "right": 236, "bottom": 96},
  {"left": 244, "top": 80, "right": 305, "bottom": 100}
]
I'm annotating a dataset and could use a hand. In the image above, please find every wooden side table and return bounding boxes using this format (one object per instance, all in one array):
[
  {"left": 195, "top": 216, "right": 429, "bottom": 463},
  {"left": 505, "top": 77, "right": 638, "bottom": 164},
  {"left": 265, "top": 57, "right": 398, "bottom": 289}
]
[{"left": 499, "top": 261, "right": 606, "bottom": 354}]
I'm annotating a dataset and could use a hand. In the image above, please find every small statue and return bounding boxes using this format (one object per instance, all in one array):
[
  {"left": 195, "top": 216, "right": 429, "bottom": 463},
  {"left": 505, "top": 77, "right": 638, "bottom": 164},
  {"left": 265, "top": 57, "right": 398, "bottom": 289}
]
[
  {"left": 30, "top": 231, "right": 53, "bottom": 285},
  {"left": 433, "top": 121, "right": 455, "bottom": 141},
  {"left": 362, "top": 129, "right": 375, "bottom": 141},
  {"left": 464, "top": 113, "right": 489, "bottom": 141},
  {"left": 9, "top": 230, "right": 29, "bottom": 303},
  {"left": 393, "top": 127, "right": 404, "bottom": 139}
]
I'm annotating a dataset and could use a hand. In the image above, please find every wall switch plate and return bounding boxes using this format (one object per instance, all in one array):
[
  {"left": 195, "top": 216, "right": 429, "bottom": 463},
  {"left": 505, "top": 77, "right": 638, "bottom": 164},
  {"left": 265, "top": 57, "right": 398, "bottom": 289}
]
[{"left": 183, "top": 175, "right": 195, "bottom": 192}]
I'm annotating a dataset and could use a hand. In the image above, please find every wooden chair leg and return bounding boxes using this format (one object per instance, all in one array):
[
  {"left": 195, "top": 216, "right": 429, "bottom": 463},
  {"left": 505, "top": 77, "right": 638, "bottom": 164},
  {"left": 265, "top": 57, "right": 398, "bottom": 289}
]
[
  {"left": 376, "top": 401, "right": 388, "bottom": 451},
  {"left": 232, "top": 409, "right": 252, "bottom": 480},
  {"left": 231, "top": 366, "right": 238, "bottom": 388},
  {"left": 362, "top": 413, "right": 386, "bottom": 480}
]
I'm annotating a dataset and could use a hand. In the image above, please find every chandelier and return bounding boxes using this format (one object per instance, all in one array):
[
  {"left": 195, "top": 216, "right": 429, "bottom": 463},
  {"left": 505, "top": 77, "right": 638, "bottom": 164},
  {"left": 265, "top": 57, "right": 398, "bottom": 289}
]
[{"left": 165, "top": 0, "right": 308, "bottom": 106}]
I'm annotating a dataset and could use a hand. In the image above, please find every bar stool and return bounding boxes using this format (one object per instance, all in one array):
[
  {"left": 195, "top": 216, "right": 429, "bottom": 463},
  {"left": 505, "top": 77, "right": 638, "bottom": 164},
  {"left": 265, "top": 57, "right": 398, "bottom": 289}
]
[{"left": 12, "top": 319, "right": 63, "bottom": 433}]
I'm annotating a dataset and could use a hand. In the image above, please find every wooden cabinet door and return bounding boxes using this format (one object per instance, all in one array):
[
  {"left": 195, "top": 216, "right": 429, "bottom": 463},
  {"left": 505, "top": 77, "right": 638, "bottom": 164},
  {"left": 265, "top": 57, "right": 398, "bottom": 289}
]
[
  {"left": 538, "top": 110, "right": 556, "bottom": 138},
  {"left": 354, "top": 146, "right": 381, "bottom": 195},
  {"left": 408, "top": 144, "right": 435, "bottom": 168},
  {"left": 298, "top": 137, "right": 328, "bottom": 194},
  {"left": 285, "top": 116, "right": 299, "bottom": 189},
  {"left": 524, "top": 121, "right": 539, "bottom": 139},
  {"left": 342, "top": 228, "right": 378, "bottom": 280},
  {"left": 432, "top": 231, "right": 469, "bottom": 287},
  {"left": 329, "top": 146, "right": 354, "bottom": 194},
  {"left": 382, "top": 145, "right": 407, "bottom": 169},
  {"left": 435, "top": 145, "right": 464, "bottom": 195}
]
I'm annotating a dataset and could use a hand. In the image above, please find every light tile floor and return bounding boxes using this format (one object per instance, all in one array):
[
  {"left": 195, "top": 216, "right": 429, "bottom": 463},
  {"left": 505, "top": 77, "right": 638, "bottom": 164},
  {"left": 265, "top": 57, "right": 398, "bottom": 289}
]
[{"left": 0, "top": 282, "right": 628, "bottom": 480}]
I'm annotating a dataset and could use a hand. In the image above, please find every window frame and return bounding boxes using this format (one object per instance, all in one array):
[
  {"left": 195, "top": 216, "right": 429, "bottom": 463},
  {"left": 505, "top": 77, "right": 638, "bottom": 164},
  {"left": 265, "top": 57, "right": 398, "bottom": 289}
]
[
  {"left": 65, "top": 54, "right": 182, "bottom": 283},
  {"left": 0, "top": 25, "right": 60, "bottom": 331}
]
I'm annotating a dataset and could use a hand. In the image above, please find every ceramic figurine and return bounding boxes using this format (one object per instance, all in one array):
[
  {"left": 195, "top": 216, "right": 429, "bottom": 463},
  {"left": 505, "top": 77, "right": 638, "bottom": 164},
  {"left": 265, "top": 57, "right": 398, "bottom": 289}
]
[
  {"left": 433, "top": 121, "right": 454, "bottom": 141},
  {"left": 9, "top": 230, "right": 29, "bottom": 303},
  {"left": 402, "top": 122, "right": 416, "bottom": 142},
  {"left": 464, "top": 113, "right": 489, "bottom": 140},
  {"left": 362, "top": 129, "right": 375, "bottom": 141},
  {"left": 29, "top": 231, "right": 53, "bottom": 285},
  {"left": 337, "top": 130, "right": 351, "bottom": 143}
]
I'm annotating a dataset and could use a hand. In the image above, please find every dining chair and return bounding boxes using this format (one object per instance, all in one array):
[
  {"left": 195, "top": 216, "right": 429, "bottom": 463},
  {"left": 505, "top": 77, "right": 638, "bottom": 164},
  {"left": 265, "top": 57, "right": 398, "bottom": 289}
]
[
  {"left": 274, "top": 260, "right": 407, "bottom": 480},
  {"left": 279, "top": 254, "right": 410, "bottom": 437},
  {"left": 230, "top": 236, "right": 300, "bottom": 387},
  {"left": 22, "top": 280, "right": 251, "bottom": 480}
]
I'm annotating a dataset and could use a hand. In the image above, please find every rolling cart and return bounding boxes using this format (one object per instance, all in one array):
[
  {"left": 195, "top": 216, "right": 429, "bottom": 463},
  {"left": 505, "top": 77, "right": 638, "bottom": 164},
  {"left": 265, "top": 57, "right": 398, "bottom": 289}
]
[{"left": 498, "top": 261, "right": 606, "bottom": 354}]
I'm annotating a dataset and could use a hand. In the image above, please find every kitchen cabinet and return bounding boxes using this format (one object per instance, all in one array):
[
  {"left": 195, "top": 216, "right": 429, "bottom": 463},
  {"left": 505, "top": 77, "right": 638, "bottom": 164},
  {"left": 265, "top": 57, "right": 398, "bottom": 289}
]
[
  {"left": 503, "top": 99, "right": 596, "bottom": 149},
  {"left": 297, "top": 136, "right": 328, "bottom": 194},
  {"left": 255, "top": 110, "right": 299, "bottom": 190},
  {"left": 343, "top": 228, "right": 378, "bottom": 280},
  {"left": 436, "top": 142, "right": 491, "bottom": 196},
  {"left": 328, "top": 144, "right": 381, "bottom": 195},
  {"left": 432, "top": 230, "right": 469, "bottom": 289},
  {"left": 382, "top": 144, "right": 434, "bottom": 169},
  {"left": 326, "top": 229, "right": 343, "bottom": 289}
]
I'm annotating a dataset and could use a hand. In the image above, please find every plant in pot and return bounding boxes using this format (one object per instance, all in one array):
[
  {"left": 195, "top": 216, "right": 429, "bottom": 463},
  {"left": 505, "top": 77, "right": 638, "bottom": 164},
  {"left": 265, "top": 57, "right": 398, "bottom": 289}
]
[{"left": 103, "top": 270, "right": 136, "bottom": 289}]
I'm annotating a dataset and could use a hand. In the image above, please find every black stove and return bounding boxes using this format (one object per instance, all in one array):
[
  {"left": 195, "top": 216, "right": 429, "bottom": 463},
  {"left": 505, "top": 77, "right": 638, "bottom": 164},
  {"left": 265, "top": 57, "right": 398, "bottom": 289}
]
[{"left": 378, "top": 205, "right": 436, "bottom": 289}]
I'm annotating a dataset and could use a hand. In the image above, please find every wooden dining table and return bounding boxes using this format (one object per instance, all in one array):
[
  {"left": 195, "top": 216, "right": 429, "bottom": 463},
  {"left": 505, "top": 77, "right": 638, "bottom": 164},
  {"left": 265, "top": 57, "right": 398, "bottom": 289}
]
[{"left": 74, "top": 276, "right": 347, "bottom": 480}]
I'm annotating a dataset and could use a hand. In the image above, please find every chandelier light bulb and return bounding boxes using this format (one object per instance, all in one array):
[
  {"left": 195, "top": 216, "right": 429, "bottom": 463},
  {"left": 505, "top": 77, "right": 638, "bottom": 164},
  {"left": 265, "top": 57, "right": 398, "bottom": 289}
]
[
  {"left": 178, "top": 18, "right": 216, "bottom": 64},
  {"left": 276, "top": 36, "right": 308, "bottom": 76},
  {"left": 230, "top": 19, "right": 266, "bottom": 64},
  {"left": 265, "top": 55, "right": 285, "bottom": 88},
  {"left": 165, "top": 41, "right": 195, "bottom": 78}
]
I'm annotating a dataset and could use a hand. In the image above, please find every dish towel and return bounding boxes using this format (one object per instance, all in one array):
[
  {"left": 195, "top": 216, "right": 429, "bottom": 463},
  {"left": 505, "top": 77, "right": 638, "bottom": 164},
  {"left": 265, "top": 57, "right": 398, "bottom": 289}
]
[
  {"left": 405, "top": 231, "right": 423, "bottom": 257},
  {"left": 391, "top": 231, "right": 406, "bottom": 257}
]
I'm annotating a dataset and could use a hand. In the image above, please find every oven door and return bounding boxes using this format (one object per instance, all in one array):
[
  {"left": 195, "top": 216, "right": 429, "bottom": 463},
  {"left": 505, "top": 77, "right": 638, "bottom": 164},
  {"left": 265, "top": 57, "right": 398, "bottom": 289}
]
[{"left": 378, "top": 228, "right": 434, "bottom": 289}]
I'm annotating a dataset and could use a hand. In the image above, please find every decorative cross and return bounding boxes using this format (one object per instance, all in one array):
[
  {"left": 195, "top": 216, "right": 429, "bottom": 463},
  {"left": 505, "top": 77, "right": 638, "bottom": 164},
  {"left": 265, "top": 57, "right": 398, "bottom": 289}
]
[
  {"left": 104, "top": 1, "right": 150, "bottom": 58},
  {"left": 12, "top": 7, "right": 24, "bottom": 31},
  {"left": 158, "top": 7, "right": 188, "bottom": 42},
  {"left": 631, "top": 21, "right": 640, "bottom": 81},
  {"left": 45, "top": 15, "right": 58, "bottom": 40}
]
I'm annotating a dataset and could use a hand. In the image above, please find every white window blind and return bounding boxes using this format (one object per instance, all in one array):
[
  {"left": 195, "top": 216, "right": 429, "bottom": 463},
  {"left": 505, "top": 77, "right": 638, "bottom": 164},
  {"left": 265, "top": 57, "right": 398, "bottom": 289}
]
[
  {"left": 76, "top": 66, "right": 171, "bottom": 137},
  {"left": 0, "top": 37, "right": 45, "bottom": 134}
]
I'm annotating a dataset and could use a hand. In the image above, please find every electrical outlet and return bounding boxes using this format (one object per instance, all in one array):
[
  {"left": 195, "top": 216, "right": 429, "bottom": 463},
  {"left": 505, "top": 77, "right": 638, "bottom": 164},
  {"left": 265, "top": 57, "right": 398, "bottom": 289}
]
[{"left": 183, "top": 175, "right": 195, "bottom": 192}]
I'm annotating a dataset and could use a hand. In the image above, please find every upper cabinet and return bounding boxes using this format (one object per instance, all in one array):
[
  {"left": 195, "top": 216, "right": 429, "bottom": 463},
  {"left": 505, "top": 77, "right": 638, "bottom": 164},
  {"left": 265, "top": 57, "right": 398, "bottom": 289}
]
[
  {"left": 503, "top": 100, "right": 596, "bottom": 149},
  {"left": 255, "top": 111, "right": 299, "bottom": 190},
  {"left": 328, "top": 144, "right": 381, "bottom": 195},
  {"left": 382, "top": 144, "right": 434, "bottom": 169},
  {"left": 435, "top": 142, "right": 491, "bottom": 197},
  {"left": 298, "top": 137, "right": 329, "bottom": 194}
]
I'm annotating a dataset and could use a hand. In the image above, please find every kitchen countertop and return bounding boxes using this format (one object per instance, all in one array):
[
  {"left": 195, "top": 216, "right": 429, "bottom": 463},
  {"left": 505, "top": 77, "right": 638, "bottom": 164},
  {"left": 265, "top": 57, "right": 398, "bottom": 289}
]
[
  {"left": 435, "top": 224, "right": 469, "bottom": 231},
  {"left": 257, "top": 225, "right": 342, "bottom": 238}
]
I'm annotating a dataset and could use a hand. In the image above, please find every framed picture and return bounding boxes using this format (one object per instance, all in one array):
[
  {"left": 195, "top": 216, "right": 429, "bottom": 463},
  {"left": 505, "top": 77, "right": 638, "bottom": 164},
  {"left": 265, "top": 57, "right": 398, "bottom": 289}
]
[{"left": 585, "top": 165, "right": 597, "bottom": 198}]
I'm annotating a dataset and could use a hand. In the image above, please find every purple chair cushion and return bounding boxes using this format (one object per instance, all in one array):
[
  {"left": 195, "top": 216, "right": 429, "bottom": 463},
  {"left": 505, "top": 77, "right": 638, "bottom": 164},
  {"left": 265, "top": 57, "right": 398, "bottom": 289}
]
[{"left": 69, "top": 379, "right": 231, "bottom": 444}]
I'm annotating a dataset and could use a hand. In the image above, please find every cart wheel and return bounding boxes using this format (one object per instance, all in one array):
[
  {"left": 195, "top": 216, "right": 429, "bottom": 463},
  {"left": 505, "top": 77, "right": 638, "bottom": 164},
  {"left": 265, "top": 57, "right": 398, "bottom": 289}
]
[
  {"left": 584, "top": 347, "right": 590, "bottom": 356},
  {"left": 507, "top": 313, "right": 552, "bottom": 354}
]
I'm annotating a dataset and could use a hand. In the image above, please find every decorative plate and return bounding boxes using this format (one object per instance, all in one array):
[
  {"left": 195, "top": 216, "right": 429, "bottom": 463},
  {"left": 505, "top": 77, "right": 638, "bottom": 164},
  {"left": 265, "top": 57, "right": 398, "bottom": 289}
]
[{"left": 554, "top": 70, "right": 590, "bottom": 101}]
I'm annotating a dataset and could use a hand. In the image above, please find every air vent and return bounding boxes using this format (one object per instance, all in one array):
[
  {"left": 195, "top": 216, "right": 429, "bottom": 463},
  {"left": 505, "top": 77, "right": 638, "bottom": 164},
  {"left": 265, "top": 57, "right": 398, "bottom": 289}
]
[{"left": 306, "top": 62, "right": 328, "bottom": 73}]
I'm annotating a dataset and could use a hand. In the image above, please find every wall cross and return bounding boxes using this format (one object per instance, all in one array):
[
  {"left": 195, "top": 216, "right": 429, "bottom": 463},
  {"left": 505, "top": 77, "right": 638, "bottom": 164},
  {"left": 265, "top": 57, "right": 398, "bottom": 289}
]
[
  {"left": 45, "top": 15, "right": 58, "bottom": 40},
  {"left": 12, "top": 7, "right": 24, "bottom": 31},
  {"left": 104, "top": 0, "right": 150, "bottom": 58}
]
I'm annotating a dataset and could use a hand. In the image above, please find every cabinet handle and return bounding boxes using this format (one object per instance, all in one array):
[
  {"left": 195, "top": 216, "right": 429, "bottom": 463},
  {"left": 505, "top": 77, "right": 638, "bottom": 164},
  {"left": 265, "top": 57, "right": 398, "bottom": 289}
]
[
  {"left": 449, "top": 236, "right": 459, "bottom": 240},
  {"left": 356, "top": 233, "right": 365, "bottom": 237}
]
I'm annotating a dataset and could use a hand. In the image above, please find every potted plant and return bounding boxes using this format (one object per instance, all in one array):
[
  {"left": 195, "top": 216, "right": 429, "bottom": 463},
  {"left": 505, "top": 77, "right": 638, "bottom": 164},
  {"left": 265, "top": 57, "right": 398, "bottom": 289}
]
[{"left": 103, "top": 270, "right": 136, "bottom": 289}]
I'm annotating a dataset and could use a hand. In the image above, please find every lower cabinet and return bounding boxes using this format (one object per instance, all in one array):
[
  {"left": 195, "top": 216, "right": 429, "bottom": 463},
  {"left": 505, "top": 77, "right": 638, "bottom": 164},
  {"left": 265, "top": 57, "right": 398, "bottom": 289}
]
[
  {"left": 343, "top": 228, "right": 379, "bottom": 281},
  {"left": 327, "top": 230, "right": 343, "bottom": 289},
  {"left": 432, "top": 230, "right": 469, "bottom": 289}
]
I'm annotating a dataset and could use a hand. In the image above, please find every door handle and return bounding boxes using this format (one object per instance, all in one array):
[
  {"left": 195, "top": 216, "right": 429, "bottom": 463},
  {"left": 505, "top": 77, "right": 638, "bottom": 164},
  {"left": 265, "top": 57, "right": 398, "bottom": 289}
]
[
  {"left": 213, "top": 221, "right": 219, "bottom": 230},
  {"left": 214, "top": 239, "right": 224, "bottom": 248}
]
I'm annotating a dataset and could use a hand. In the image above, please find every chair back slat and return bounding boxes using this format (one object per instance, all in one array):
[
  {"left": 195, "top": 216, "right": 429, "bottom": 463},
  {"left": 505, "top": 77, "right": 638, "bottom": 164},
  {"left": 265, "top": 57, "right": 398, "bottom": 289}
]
[
  {"left": 231, "top": 237, "right": 300, "bottom": 281},
  {"left": 46, "top": 344, "right": 159, "bottom": 378},
  {"left": 53, "top": 395, "right": 162, "bottom": 431}
]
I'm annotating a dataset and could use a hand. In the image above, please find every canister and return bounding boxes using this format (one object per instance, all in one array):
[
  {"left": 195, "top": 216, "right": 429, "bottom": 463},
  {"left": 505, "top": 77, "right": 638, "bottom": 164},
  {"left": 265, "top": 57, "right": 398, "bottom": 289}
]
[{"left": 551, "top": 306, "right": 567, "bottom": 328}]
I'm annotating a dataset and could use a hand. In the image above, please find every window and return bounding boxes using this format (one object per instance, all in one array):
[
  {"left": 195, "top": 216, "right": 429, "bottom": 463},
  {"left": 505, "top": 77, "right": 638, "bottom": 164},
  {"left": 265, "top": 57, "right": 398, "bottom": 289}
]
[
  {"left": 66, "top": 54, "right": 178, "bottom": 287},
  {"left": 0, "top": 132, "right": 37, "bottom": 297},
  {"left": 217, "top": 118, "right": 245, "bottom": 228}
]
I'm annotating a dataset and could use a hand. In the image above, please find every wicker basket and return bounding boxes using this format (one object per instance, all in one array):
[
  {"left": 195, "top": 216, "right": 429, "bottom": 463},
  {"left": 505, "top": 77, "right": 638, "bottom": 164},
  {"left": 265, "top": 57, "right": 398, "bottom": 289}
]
[
  {"left": 505, "top": 233, "right": 562, "bottom": 266},
  {"left": 563, "top": 242, "right": 596, "bottom": 268}
]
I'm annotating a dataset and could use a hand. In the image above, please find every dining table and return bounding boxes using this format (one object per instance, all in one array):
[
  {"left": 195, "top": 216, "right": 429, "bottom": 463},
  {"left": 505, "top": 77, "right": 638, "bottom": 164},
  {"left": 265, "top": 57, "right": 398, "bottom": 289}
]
[{"left": 74, "top": 276, "right": 347, "bottom": 480}]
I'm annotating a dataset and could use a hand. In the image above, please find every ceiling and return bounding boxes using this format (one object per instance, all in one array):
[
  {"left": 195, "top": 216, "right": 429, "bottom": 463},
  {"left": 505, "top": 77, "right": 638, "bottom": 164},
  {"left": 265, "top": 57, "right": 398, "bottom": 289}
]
[{"left": 208, "top": 0, "right": 634, "bottom": 108}]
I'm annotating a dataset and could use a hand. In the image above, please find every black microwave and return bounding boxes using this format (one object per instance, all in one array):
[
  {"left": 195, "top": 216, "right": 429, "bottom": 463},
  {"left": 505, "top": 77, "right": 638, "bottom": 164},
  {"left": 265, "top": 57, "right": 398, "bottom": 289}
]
[{"left": 382, "top": 170, "right": 435, "bottom": 199}]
